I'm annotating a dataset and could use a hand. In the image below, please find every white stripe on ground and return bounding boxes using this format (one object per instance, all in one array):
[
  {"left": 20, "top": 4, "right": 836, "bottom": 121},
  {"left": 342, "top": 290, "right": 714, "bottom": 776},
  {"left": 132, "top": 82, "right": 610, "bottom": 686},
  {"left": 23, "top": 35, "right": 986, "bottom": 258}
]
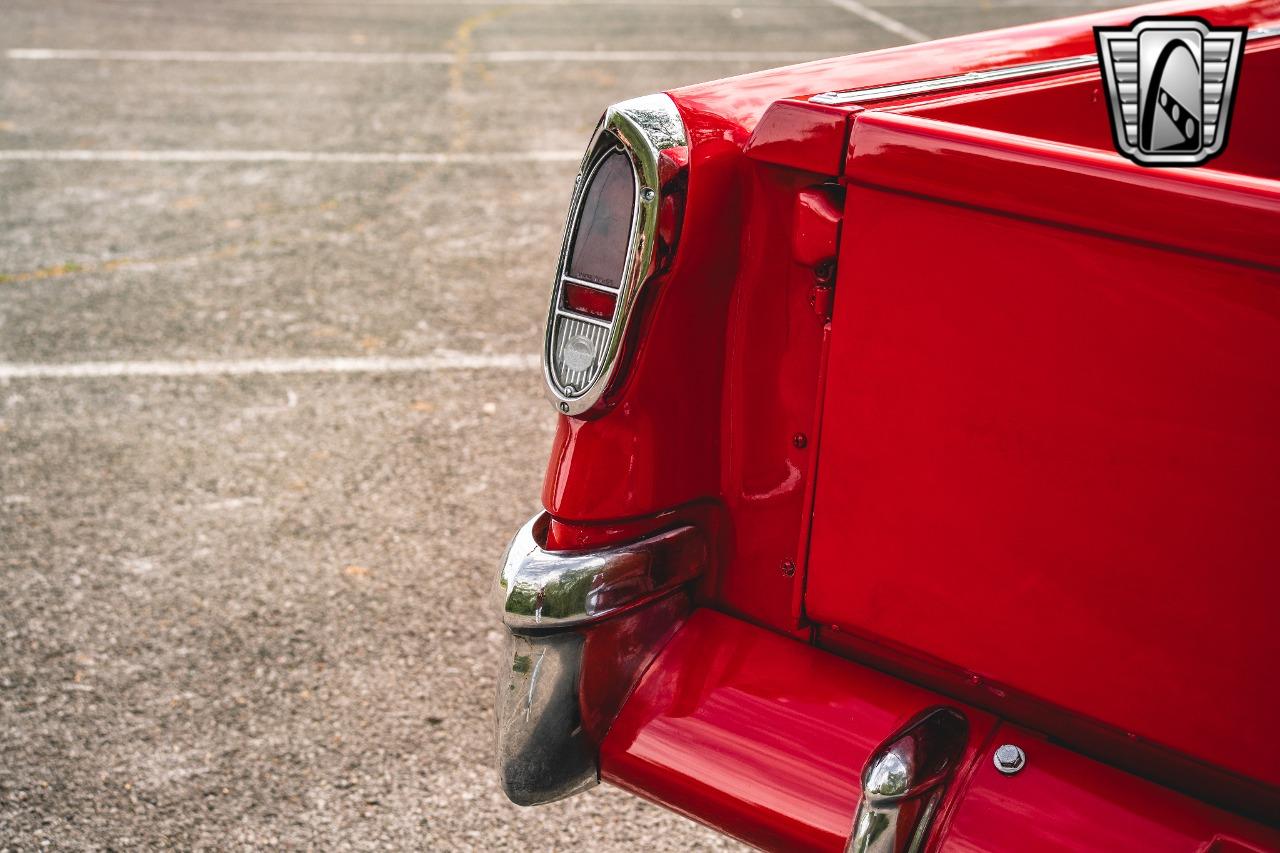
[
  {"left": 0, "top": 354, "right": 541, "bottom": 380},
  {"left": 480, "top": 50, "right": 826, "bottom": 62},
  {"left": 823, "top": 0, "right": 928, "bottom": 42},
  {"left": 0, "top": 149, "right": 580, "bottom": 164},
  {"left": 160, "top": 0, "right": 837, "bottom": 6},
  {"left": 6, "top": 48, "right": 828, "bottom": 64}
]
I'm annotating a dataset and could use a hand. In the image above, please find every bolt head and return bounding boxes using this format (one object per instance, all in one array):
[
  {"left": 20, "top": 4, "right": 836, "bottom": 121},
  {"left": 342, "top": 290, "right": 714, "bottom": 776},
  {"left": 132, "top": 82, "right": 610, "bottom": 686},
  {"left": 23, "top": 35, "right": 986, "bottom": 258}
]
[
  {"left": 792, "top": 433, "right": 808, "bottom": 449},
  {"left": 640, "top": 187, "right": 656, "bottom": 202},
  {"left": 558, "top": 402, "right": 570, "bottom": 413},
  {"left": 780, "top": 559, "right": 796, "bottom": 578},
  {"left": 993, "top": 744, "right": 1025, "bottom": 775}
]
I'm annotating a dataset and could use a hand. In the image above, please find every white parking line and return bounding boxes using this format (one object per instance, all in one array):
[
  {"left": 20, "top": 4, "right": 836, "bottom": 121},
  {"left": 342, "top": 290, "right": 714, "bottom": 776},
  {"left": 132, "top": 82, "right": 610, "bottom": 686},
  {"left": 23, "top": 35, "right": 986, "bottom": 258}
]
[
  {"left": 824, "top": 0, "right": 928, "bottom": 42},
  {"left": 180, "top": 0, "right": 836, "bottom": 6},
  {"left": 0, "top": 354, "right": 541, "bottom": 380},
  {"left": 6, "top": 48, "right": 829, "bottom": 64},
  {"left": 0, "top": 149, "right": 581, "bottom": 164}
]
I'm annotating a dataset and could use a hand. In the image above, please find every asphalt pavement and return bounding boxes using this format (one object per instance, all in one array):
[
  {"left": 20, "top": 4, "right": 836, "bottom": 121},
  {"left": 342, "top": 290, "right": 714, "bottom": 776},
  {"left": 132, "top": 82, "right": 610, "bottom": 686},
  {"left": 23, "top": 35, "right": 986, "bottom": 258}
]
[{"left": 1, "top": 0, "right": 1115, "bottom": 848}]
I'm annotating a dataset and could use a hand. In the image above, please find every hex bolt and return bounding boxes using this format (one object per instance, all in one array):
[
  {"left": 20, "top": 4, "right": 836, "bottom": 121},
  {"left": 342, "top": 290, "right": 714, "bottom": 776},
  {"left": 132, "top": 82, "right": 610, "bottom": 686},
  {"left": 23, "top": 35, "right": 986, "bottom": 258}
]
[
  {"left": 792, "top": 433, "right": 808, "bottom": 449},
  {"left": 993, "top": 744, "right": 1026, "bottom": 775},
  {"left": 780, "top": 559, "right": 796, "bottom": 578},
  {"left": 640, "top": 187, "right": 656, "bottom": 202}
]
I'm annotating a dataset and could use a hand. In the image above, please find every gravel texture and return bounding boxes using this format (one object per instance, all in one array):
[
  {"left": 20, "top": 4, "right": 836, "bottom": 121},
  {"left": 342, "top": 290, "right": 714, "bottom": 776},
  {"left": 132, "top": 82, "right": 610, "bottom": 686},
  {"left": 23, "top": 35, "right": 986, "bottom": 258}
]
[{"left": 1, "top": 0, "right": 1110, "bottom": 847}]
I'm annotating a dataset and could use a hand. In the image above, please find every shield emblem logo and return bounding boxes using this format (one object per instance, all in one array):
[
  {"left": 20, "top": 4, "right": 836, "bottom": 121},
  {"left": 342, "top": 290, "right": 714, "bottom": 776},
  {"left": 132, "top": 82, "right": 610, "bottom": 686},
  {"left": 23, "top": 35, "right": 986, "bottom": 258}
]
[{"left": 1094, "top": 17, "right": 1246, "bottom": 166}]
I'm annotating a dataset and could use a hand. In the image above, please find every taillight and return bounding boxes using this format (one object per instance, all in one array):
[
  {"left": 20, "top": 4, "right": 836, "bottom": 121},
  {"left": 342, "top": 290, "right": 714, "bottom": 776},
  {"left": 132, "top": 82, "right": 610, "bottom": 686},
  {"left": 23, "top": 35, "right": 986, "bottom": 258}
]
[
  {"left": 567, "top": 148, "right": 633, "bottom": 291},
  {"left": 561, "top": 282, "right": 617, "bottom": 321},
  {"left": 543, "top": 94, "right": 688, "bottom": 417}
]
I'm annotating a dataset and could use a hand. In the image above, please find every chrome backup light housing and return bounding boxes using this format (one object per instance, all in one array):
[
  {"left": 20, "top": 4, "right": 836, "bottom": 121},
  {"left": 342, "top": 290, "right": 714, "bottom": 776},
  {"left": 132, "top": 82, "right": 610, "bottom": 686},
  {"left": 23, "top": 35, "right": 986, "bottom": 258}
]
[{"left": 543, "top": 93, "right": 688, "bottom": 417}]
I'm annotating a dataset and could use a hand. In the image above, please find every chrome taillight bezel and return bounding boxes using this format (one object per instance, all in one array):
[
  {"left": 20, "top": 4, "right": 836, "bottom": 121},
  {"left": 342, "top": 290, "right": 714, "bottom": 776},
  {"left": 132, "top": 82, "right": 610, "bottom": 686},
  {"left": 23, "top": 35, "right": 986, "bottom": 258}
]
[{"left": 543, "top": 93, "right": 687, "bottom": 418}]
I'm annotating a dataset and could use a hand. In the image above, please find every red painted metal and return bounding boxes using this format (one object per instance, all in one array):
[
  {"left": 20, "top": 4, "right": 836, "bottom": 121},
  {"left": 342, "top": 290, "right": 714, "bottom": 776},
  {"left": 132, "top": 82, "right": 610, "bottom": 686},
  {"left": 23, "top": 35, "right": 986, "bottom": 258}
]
[
  {"left": 904, "top": 41, "right": 1280, "bottom": 182},
  {"left": 804, "top": 179, "right": 1280, "bottom": 800},
  {"left": 671, "top": 0, "right": 1279, "bottom": 133},
  {"left": 935, "top": 724, "right": 1280, "bottom": 851},
  {"left": 602, "top": 611, "right": 1280, "bottom": 850},
  {"left": 841, "top": 39, "right": 1280, "bottom": 269},
  {"left": 817, "top": 624, "right": 1280, "bottom": 828},
  {"left": 543, "top": 513, "right": 676, "bottom": 552},
  {"left": 543, "top": 159, "right": 835, "bottom": 630},
  {"left": 529, "top": 0, "right": 1280, "bottom": 841},
  {"left": 744, "top": 99, "right": 854, "bottom": 174},
  {"left": 542, "top": 0, "right": 1280, "bottom": 624},
  {"left": 791, "top": 187, "right": 843, "bottom": 269},
  {"left": 600, "top": 608, "right": 997, "bottom": 852},
  {"left": 843, "top": 107, "right": 1279, "bottom": 269},
  {"left": 712, "top": 169, "right": 834, "bottom": 628},
  {"left": 578, "top": 594, "right": 690, "bottom": 746}
]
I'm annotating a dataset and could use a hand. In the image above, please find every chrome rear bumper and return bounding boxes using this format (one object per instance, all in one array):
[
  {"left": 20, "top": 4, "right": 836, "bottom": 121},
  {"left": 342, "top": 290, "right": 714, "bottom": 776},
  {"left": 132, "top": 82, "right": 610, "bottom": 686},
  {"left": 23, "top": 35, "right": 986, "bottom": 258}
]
[{"left": 494, "top": 512, "right": 705, "bottom": 805}]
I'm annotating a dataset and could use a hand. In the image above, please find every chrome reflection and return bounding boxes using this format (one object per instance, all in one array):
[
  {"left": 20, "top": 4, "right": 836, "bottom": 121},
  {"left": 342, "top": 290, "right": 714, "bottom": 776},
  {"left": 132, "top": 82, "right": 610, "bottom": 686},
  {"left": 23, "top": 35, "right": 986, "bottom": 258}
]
[
  {"left": 811, "top": 55, "right": 1098, "bottom": 105},
  {"left": 495, "top": 630, "right": 596, "bottom": 805},
  {"left": 496, "top": 513, "right": 706, "bottom": 631},
  {"left": 848, "top": 707, "right": 969, "bottom": 853},
  {"left": 495, "top": 512, "right": 706, "bottom": 806}
]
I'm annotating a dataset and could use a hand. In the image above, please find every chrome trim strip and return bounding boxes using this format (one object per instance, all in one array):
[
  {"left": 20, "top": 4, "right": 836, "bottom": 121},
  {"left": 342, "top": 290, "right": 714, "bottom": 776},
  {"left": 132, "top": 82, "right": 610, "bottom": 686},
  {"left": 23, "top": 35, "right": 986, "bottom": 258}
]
[
  {"left": 810, "top": 54, "right": 1098, "bottom": 105},
  {"left": 495, "top": 513, "right": 706, "bottom": 806},
  {"left": 553, "top": 307, "right": 612, "bottom": 329},
  {"left": 811, "top": 26, "right": 1277, "bottom": 107},
  {"left": 543, "top": 93, "right": 687, "bottom": 417},
  {"left": 561, "top": 274, "right": 621, "bottom": 293}
]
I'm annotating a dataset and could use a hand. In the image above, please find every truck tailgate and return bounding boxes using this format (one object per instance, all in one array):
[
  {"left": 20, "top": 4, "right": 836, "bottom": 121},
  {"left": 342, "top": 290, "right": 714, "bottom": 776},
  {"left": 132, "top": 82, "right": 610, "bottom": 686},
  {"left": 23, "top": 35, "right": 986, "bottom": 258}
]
[{"left": 803, "top": 45, "right": 1280, "bottom": 803}]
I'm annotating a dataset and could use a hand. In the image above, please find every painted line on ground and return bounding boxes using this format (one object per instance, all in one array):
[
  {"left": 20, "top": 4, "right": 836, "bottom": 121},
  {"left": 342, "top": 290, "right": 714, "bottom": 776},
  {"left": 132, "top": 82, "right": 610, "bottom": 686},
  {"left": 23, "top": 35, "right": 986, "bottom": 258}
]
[
  {"left": 160, "top": 0, "right": 837, "bottom": 6},
  {"left": 0, "top": 354, "right": 541, "bottom": 380},
  {"left": 6, "top": 48, "right": 829, "bottom": 64},
  {"left": 0, "top": 149, "right": 581, "bottom": 164},
  {"left": 823, "top": 0, "right": 928, "bottom": 42}
]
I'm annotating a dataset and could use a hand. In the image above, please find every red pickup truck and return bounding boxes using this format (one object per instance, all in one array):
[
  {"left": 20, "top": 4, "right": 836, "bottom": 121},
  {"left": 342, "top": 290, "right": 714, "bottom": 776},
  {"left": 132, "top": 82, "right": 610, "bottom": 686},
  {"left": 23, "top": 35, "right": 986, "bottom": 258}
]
[{"left": 495, "top": 1, "right": 1280, "bottom": 849}]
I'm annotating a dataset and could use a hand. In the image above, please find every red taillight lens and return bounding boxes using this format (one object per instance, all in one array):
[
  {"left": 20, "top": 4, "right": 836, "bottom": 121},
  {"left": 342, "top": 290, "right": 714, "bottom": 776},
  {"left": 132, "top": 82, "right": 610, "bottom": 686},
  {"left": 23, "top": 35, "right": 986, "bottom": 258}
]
[{"left": 562, "top": 282, "right": 617, "bottom": 321}]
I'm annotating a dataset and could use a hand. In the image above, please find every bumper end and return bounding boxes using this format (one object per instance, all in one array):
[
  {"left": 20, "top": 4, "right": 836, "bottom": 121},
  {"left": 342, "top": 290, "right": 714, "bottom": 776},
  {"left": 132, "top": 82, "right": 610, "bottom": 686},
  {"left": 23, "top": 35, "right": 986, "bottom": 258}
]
[{"left": 494, "top": 512, "right": 706, "bottom": 806}]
